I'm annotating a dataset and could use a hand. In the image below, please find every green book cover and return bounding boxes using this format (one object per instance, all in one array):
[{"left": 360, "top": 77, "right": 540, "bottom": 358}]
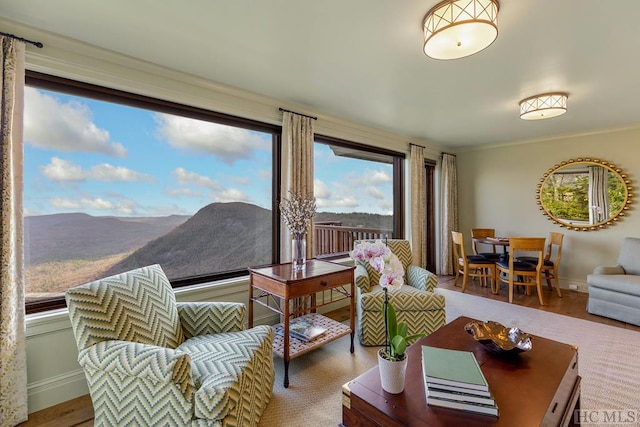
[{"left": 421, "top": 346, "right": 489, "bottom": 391}]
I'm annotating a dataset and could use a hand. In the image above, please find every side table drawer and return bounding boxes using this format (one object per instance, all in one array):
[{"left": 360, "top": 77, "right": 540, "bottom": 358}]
[{"left": 287, "top": 270, "right": 353, "bottom": 298}]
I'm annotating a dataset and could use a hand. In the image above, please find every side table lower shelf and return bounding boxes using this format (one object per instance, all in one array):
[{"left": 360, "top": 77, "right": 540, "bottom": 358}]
[{"left": 272, "top": 313, "right": 351, "bottom": 359}]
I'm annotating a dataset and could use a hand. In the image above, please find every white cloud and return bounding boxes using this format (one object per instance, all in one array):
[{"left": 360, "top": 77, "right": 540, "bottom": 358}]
[
  {"left": 41, "top": 157, "right": 153, "bottom": 183},
  {"left": 215, "top": 188, "right": 251, "bottom": 203},
  {"left": 366, "top": 186, "right": 385, "bottom": 200},
  {"left": 89, "top": 164, "right": 154, "bottom": 182},
  {"left": 155, "top": 113, "right": 266, "bottom": 164},
  {"left": 369, "top": 170, "right": 392, "bottom": 184},
  {"left": 165, "top": 188, "right": 203, "bottom": 198},
  {"left": 172, "top": 167, "right": 222, "bottom": 190},
  {"left": 314, "top": 179, "right": 331, "bottom": 199},
  {"left": 50, "top": 197, "right": 113, "bottom": 210},
  {"left": 24, "top": 87, "right": 127, "bottom": 157},
  {"left": 41, "top": 158, "right": 85, "bottom": 182}
]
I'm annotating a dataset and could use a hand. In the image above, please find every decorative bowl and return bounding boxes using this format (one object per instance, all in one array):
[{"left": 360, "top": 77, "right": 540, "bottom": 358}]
[{"left": 464, "top": 320, "right": 533, "bottom": 355}]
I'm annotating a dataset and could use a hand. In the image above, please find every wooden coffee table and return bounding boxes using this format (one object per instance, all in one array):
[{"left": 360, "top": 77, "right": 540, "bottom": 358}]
[{"left": 342, "top": 316, "right": 581, "bottom": 426}]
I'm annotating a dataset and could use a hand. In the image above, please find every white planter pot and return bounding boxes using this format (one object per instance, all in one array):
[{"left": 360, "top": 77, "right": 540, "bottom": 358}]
[{"left": 377, "top": 348, "right": 408, "bottom": 394}]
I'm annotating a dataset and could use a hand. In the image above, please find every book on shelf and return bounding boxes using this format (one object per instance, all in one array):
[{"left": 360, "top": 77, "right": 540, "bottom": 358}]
[
  {"left": 277, "top": 317, "right": 327, "bottom": 342},
  {"left": 421, "top": 346, "right": 490, "bottom": 392},
  {"left": 425, "top": 395, "right": 499, "bottom": 417},
  {"left": 426, "top": 385, "right": 496, "bottom": 406}
]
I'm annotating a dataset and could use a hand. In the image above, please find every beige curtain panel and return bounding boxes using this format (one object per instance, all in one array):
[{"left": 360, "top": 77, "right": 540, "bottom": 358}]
[
  {"left": 410, "top": 144, "right": 426, "bottom": 268},
  {"left": 281, "top": 111, "right": 315, "bottom": 259},
  {"left": 0, "top": 36, "right": 28, "bottom": 426},
  {"left": 440, "top": 153, "right": 458, "bottom": 275}
]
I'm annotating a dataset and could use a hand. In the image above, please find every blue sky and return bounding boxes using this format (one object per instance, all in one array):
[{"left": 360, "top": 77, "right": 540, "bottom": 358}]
[{"left": 23, "top": 87, "right": 393, "bottom": 217}]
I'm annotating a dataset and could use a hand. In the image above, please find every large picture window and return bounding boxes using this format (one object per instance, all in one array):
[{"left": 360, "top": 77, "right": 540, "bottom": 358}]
[
  {"left": 24, "top": 73, "right": 279, "bottom": 313},
  {"left": 313, "top": 136, "right": 404, "bottom": 257}
]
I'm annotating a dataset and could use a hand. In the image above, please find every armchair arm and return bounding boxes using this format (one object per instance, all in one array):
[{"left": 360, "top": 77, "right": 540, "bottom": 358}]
[
  {"left": 78, "top": 340, "right": 195, "bottom": 399},
  {"left": 355, "top": 264, "right": 371, "bottom": 294},
  {"left": 406, "top": 265, "right": 438, "bottom": 292},
  {"left": 177, "top": 301, "right": 245, "bottom": 338},
  {"left": 593, "top": 265, "right": 626, "bottom": 275}
]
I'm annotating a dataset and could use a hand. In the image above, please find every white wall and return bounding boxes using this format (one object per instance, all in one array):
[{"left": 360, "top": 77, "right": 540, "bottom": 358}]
[{"left": 457, "top": 127, "right": 640, "bottom": 290}]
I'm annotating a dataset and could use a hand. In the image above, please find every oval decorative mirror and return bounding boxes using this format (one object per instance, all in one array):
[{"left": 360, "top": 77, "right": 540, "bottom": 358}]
[{"left": 536, "top": 158, "right": 633, "bottom": 231}]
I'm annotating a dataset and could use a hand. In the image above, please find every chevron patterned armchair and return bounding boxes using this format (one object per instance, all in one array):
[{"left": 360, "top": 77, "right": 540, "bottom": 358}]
[
  {"left": 65, "top": 264, "right": 274, "bottom": 426},
  {"left": 354, "top": 239, "right": 446, "bottom": 346}
]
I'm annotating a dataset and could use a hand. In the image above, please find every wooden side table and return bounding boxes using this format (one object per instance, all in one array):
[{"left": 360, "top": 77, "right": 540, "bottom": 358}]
[{"left": 248, "top": 259, "right": 355, "bottom": 387}]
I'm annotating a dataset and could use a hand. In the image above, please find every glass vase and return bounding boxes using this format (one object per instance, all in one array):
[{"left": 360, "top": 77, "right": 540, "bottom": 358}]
[{"left": 292, "top": 234, "right": 307, "bottom": 271}]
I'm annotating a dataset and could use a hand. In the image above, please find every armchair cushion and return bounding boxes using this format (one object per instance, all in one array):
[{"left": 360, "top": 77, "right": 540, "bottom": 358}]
[
  {"left": 617, "top": 237, "right": 640, "bottom": 275},
  {"left": 177, "top": 325, "right": 273, "bottom": 420},
  {"left": 358, "top": 285, "right": 445, "bottom": 312},
  {"left": 66, "top": 264, "right": 184, "bottom": 351},
  {"left": 177, "top": 302, "right": 245, "bottom": 338}
]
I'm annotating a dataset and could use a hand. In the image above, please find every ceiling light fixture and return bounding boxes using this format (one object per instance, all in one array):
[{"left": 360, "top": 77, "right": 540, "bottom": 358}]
[
  {"left": 423, "top": 0, "right": 499, "bottom": 60},
  {"left": 519, "top": 93, "right": 569, "bottom": 120}
]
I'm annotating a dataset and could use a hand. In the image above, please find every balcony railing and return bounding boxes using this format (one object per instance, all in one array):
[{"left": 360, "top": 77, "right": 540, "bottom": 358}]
[{"left": 313, "top": 221, "right": 392, "bottom": 256}]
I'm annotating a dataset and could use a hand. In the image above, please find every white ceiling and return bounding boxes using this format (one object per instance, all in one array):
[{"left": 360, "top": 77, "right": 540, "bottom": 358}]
[{"left": 2, "top": 0, "right": 640, "bottom": 149}]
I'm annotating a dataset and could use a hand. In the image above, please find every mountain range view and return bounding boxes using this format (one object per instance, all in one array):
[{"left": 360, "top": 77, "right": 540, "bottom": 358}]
[{"left": 24, "top": 202, "right": 392, "bottom": 295}]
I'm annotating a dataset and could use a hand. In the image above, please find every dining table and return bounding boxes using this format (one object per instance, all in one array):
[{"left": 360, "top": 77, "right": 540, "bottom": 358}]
[{"left": 473, "top": 236, "right": 510, "bottom": 260}]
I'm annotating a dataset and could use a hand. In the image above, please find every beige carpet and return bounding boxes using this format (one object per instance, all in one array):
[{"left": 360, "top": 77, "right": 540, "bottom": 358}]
[{"left": 258, "top": 288, "right": 640, "bottom": 426}]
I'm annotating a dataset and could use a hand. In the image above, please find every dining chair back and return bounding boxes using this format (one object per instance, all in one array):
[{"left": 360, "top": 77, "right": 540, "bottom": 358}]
[
  {"left": 471, "top": 228, "right": 501, "bottom": 260},
  {"left": 516, "top": 232, "right": 564, "bottom": 298},
  {"left": 496, "top": 237, "right": 546, "bottom": 305},
  {"left": 452, "top": 231, "right": 496, "bottom": 293}
]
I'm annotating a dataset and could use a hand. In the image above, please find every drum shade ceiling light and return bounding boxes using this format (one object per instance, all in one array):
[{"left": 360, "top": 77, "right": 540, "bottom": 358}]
[
  {"left": 423, "top": 0, "right": 500, "bottom": 60},
  {"left": 519, "top": 93, "right": 569, "bottom": 120}
]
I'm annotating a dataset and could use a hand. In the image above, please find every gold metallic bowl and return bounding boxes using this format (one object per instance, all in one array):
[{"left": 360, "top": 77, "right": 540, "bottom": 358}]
[{"left": 464, "top": 320, "right": 533, "bottom": 355}]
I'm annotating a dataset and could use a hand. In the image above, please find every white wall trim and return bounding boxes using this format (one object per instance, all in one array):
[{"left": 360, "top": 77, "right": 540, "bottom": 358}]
[{"left": 27, "top": 369, "right": 89, "bottom": 413}]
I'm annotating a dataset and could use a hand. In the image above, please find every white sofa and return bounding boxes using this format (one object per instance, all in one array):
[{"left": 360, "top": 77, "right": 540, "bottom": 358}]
[{"left": 587, "top": 237, "right": 640, "bottom": 326}]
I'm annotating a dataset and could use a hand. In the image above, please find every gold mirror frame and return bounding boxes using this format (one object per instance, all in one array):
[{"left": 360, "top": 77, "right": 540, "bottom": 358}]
[{"left": 536, "top": 158, "right": 634, "bottom": 231}]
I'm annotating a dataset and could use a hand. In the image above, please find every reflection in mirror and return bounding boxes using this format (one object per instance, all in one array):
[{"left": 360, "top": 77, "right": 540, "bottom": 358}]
[{"left": 536, "top": 158, "right": 633, "bottom": 231}]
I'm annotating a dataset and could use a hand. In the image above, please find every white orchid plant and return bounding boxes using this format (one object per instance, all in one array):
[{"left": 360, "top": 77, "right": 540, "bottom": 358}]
[{"left": 350, "top": 239, "right": 424, "bottom": 361}]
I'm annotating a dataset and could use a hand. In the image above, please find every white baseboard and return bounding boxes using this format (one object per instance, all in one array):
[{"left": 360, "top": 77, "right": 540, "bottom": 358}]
[{"left": 28, "top": 369, "right": 89, "bottom": 413}]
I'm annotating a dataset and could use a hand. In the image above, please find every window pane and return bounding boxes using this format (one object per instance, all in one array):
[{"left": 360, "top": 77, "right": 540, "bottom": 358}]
[
  {"left": 313, "top": 141, "right": 395, "bottom": 256},
  {"left": 24, "top": 86, "right": 273, "bottom": 306}
]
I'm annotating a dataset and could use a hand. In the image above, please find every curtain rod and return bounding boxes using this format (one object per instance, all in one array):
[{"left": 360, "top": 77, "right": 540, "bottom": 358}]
[
  {"left": 0, "top": 31, "right": 44, "bottom": 48},
  {"left": 409, "top": 142, "right": 427, "bottom": 149},
  {"left": 278, "top": 107, "right": 317, "bottom": 121},
  {"left": 441, "top": 151, "right": 457, "bottom": 157}
]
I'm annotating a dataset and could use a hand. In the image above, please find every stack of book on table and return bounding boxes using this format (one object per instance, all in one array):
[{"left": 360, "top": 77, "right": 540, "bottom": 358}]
[
  {"left": 421, "top": 345, "right": 499, "bottom": 417},
  {"left": 284, "top": 317, "right": 327, "bottom": 342}
]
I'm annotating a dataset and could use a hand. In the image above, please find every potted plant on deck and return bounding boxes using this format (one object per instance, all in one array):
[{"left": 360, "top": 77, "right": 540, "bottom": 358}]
[{"left": 351, "top": 240, "right": 425, "bottom": 394}]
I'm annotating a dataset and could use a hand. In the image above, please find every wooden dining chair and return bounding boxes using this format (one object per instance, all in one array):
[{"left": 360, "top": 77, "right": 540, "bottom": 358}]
[
  {"left": 516, "top": 232, "right": 564, "bottom": 298},
  {"left": 452, "top": 231, "right": 496, "bottom": 293},
  {"left": 471, "top": 228, "right": 501, "bottom": 260},
  {"left": 496, "top": 237, "right": 546, "bottom": 305}
]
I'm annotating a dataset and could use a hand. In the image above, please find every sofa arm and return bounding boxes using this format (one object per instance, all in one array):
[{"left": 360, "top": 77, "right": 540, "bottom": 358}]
[
  {"left": 593, "top": 265, "right": 626, "bottom": 275},
  {"left": 79, "top": 340, "right": 195, "bottom": 398},
  {"left": 177, "top": 302, "right": 245, "bottom": 338},
  {"left": 407, "top": 265, "right": 438, "bottom": 292},
  {"left": 355, "top": 264, "right": 371, "bottom": 293}
]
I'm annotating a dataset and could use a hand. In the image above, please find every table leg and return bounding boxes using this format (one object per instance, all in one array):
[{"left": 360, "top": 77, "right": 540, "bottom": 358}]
[
  {"left": 283, "top": 360, "right": 290, "bottom": 388},
  {"left": 283, "top": 297, "right": 290, "bottom": 388},
  {"left": 349, "top": 275, "right": 355, "bottom": 353},
  {"left": 248, "top": 274, "right": 254, "bottom": 328}
]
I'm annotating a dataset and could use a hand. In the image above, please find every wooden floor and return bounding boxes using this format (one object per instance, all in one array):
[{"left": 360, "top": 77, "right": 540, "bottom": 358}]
[{"left": 19, "top": 275, "right": 640, "bottom": 426}]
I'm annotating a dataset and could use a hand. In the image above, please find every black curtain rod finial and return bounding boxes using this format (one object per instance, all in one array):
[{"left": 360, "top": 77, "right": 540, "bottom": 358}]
[{"left": 0, "top": 31, "right": 44, "bottom": 48}]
